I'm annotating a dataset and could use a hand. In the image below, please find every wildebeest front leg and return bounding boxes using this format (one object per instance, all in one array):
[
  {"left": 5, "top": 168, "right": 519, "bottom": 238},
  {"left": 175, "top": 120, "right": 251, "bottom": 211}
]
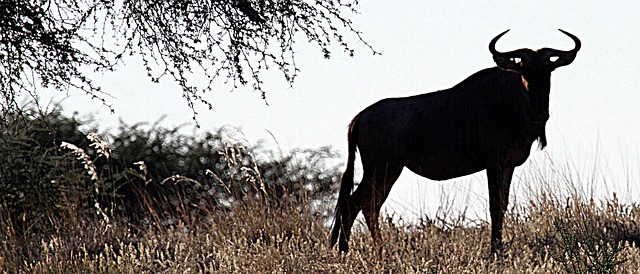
[{"left": 486, "top": 165, "right": 514, "bottom": 253}]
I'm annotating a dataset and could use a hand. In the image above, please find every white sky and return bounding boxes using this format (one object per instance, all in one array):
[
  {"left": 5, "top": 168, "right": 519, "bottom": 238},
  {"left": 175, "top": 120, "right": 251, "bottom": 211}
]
[{"left": 55, "top": 1, "right": 640, "bottom": 222}]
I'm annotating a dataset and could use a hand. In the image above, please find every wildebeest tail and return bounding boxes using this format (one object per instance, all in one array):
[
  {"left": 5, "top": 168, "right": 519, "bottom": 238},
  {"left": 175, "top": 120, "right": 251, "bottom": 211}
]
[{"left": 330, "top": 116, "right": 359, "bottom": 248}]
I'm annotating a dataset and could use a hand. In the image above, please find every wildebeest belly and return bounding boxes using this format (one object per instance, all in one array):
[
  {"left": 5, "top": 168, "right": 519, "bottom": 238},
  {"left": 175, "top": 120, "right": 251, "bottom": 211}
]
[
  {"left": 404, "top": 144, "right": 533, "bottom": 181},
  {"left": 404, "top": 153, "right": 487, "bottom": 181}
]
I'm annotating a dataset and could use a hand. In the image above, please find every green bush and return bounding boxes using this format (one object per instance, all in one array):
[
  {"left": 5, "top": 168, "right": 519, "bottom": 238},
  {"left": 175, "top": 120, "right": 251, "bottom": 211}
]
[{"left": 0, "top": 106, "right": 341, "bottom": 270}]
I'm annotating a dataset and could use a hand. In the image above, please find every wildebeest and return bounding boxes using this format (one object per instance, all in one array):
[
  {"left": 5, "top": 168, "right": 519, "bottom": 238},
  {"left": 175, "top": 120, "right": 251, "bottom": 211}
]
[{"left": 330, "top": 29, "right": 580, "bottom": 253}]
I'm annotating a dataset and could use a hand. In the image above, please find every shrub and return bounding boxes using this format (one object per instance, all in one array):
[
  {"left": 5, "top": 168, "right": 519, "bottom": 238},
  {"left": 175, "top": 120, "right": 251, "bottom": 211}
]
[{"left": 0, "top": 106, "right": 342, "bottom": 271}]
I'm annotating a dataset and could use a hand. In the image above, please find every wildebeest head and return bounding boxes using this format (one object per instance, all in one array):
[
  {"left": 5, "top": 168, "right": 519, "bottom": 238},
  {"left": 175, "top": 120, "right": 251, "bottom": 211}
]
[{"left": 489, "top": 29, "right": 581, "bottom": 142}]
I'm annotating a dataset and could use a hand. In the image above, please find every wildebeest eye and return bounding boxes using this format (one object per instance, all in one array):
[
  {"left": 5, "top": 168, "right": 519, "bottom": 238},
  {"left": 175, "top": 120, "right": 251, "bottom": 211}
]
[
  {"left": 510, "top": 57, "right": 521, "bottom": 63},
  {"left": 549, "top": 56, "right": 559, "bottom": 62}
]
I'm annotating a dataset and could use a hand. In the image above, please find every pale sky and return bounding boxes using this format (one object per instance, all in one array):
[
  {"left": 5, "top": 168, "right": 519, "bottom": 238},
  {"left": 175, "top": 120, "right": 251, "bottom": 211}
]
[{"left": 55, "top": 1, "right": 640, "bottom": 221}]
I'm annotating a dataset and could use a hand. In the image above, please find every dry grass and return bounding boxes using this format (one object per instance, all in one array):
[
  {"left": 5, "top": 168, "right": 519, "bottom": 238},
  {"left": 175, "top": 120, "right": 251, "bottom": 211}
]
[
  {"left": 2, "top": 137, "right": 639, "bottom": 273},
  {"left": 4, "top": 188, "right": 639, "bottom": 273},
  {"left": 6, "top": 190, "right": 638, "bottom": 274}
]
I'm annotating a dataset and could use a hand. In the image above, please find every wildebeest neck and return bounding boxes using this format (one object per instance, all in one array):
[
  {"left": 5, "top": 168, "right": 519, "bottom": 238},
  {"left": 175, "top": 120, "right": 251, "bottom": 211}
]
[
  {"left": 519, "top": 71, "right": 551, "bottom": 148},
  {"left": 521, "top": 71, "right": 551, "bottom": 124}
]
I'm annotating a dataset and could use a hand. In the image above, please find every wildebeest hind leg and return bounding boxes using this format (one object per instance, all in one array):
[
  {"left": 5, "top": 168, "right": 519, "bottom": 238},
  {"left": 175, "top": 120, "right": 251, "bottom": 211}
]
[
  {"left": 361, "top": 164, "right": 403, "bottom": 252},
  {"left": 337, "top": 181, "right": 372, "bottom": 252}
]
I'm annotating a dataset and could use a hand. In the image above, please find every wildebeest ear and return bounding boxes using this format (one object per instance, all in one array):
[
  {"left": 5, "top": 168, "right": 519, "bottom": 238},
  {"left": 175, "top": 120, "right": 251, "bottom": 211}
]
[
  {"left": 489, "top": 30, "right": 526, "bottom": 72},
  {"left": 493, "top": 55, "right": 522, "bottom": 71},
  {"left": 542, "top": 29, "right": 581, "bottom": 69},
  {"left": 552, "top": 50, "right": 578, "bottom": 68}
]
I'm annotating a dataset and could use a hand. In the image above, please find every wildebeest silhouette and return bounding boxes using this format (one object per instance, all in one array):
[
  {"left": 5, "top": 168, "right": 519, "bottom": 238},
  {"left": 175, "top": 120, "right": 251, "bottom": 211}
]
[{"left": 330, "top": 29, "right": 581, "bottom": 253}]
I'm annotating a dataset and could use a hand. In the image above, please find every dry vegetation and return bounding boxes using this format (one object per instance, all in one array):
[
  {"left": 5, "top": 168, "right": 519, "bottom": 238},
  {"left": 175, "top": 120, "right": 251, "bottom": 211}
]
[{"left": 2, "top": 133, "right": 640, "bottom": 274}]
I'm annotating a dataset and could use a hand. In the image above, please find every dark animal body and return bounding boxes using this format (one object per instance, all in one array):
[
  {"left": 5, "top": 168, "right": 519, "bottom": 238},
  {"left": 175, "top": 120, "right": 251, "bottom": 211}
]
[{"left": 330, "top": 30, "right": 580, "bottom": 253}]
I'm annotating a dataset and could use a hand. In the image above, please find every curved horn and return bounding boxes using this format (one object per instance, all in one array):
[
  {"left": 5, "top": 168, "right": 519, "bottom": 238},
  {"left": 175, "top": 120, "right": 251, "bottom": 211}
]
[
  {"left": 489, "top": 29, "right": 511, "bottom": 55},
  {"left": 558, "top": 29, "right": 581, "bottom": 53},
  {"left": 489, "top": 29, "right": 526, "bottom": 71}
]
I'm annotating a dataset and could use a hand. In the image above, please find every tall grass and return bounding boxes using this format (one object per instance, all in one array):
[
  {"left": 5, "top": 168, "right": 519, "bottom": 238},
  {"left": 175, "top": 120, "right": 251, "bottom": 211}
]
[{"left": 2, "top": 132, "right": 640, "bottom": 273}]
